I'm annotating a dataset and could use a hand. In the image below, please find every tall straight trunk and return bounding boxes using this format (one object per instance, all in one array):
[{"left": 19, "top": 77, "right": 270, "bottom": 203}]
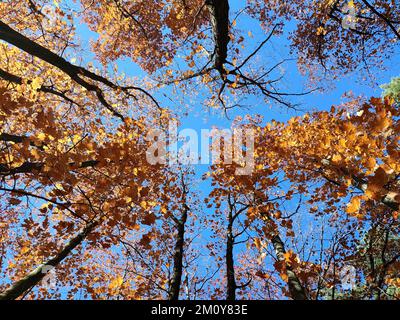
[
  {"left": 168, "top": 207, "right": 188, "bottom": 300},
  {"left": 206, "top": 0, "right": 230, "bottom": 72},
  {"left": 226, "top": 210, "right": 236, "bottom": 300},
  {"left": 271, "top": 234, "right": 308, "bottom": 300},
  {"left": 0, "top": 220, "right": 97, "bottom": 300}
]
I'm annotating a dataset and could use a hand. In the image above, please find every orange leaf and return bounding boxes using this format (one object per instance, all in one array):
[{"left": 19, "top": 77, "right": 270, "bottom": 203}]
[
  {"left": 255, "top": 270, "right": 270, "bottom": 280},
  {"left": 346, "top": 196, "right": 361, "bottom": 214}
]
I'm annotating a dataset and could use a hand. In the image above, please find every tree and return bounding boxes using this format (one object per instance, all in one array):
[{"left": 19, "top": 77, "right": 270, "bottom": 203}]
[
  {"left": 382, "top": 76, "right": 400, "bottom": 102},
  {"left": 1, "top": 0, "right": 400, "bottom": 301},
  {"left": 249, "top": 0, "right": 400, "bottom": 81}
]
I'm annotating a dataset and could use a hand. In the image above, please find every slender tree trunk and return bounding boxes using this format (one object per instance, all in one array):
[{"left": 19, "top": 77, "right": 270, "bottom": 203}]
[
  {"left": 168, "top": 206, "right": 188, "bottom": 300},
  {"left": 0, "top": 220, "right": 97, "bottom": 300},
  {"left": 226, "top": 209, "right": 236, "bottom": 300},
  {"left": 271, "top": 234, "right": 308, "bottom": 300}
]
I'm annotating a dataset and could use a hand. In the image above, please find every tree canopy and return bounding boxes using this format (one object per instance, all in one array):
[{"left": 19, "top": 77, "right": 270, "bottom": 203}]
[{"left": 0, "top": 0, "right": 400, "bottom": 300}]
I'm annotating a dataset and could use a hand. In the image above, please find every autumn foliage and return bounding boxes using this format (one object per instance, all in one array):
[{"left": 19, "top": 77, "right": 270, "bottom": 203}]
[{"left": 0, "top": 0, "right": 400, "bottom": 300}]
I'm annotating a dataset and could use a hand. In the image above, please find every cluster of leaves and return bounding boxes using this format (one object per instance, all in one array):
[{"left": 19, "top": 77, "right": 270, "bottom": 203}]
[{"left": 0, "top": 0, "right": 399, "bottom": 300}]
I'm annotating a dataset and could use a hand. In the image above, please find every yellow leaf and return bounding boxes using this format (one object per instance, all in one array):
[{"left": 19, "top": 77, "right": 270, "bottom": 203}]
[
  {"left": 176, "top": 10, "right": 183, "bottom": 20},
  {"left": 280, "top": 272, "right": 289, "bottom": 283},
  {"left": 30, "top": 77, "right": 42, "bottom": 91},
  {"left": 332, "top": 154, "right": 342, "bottom": 163},
  {"left": 37, "top": 133, "right": 46, "bottom": 141},
  {"left": 161, "top": 207, "right": 168, "bottom": 214},
  {"left": 256, "top": 164, "right": 264, "bottom": 170},
  {"left": 124, "top": 196, "right": 132, "bottom": 204},
  {"left": 109, "top": 276, "right": 123, "bottom": 290},
  {"left": 140, "top": 201, "right": 148, "bottom": 209},
  {"left": 365, "top": 157, "right": 376, "bottom": 171},
  {"left": 20, "top": 246, "right": 30, "bottom": 254},
  {"left": 346, "top": 196, "right": 361, "bottom": 214}
]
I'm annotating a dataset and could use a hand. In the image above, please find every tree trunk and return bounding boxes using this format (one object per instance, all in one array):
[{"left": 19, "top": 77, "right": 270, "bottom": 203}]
[
  {"left": 271, "top": 234, "right": 308, "bottom": 300},
  {"left": 168, "top": 206, "right": 188, "bottom": 300},
  {"left": 206, "top": 0, "right": 230, "bottom": 72},
  {"left": 226, "top": 210, "right": 236, "bottom": 300},
  {"left": 0, "top": 220, "right": 97, "bottom": 300}
]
